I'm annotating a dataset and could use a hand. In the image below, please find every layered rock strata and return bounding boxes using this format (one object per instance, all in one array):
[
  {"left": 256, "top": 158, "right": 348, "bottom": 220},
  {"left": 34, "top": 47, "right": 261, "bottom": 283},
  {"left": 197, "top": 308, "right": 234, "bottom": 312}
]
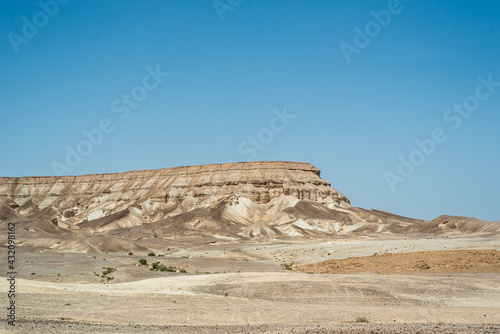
[{"left": 0, "top": 161, "right": 349, "bottom": 228}]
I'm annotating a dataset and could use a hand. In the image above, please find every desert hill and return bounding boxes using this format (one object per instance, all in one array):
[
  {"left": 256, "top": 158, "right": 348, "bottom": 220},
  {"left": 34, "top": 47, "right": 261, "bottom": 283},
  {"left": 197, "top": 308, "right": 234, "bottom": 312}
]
[{"left": 0, "top": 161, "right": 498, "bottom": 252}]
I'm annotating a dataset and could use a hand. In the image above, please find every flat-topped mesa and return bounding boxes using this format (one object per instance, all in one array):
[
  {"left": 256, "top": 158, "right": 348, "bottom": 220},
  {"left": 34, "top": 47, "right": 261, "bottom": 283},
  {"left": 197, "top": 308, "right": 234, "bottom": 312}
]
[{"left": 0, "top": 161, "right": 349, "bottom": 226}]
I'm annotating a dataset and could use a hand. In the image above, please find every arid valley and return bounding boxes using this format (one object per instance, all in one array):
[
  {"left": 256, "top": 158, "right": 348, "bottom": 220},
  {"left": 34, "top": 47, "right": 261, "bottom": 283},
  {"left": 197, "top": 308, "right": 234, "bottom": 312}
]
[{"left": 1, "top": 161, "right": 499, "bottom": 333}]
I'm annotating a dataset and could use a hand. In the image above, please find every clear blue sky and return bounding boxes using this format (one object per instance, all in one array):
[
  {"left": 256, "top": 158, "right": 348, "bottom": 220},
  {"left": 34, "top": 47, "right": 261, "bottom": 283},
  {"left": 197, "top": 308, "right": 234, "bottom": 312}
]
[{"left": 1, "top": 0, "right": 499, "bottom": 221}]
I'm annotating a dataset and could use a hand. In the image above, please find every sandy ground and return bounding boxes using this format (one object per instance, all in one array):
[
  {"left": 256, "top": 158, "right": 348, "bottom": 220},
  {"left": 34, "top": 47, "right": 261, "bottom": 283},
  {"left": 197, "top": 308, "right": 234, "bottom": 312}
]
[
  {"left": 1, "top": 235, "right": 500, "bottom": 333},
  {"left": 297, "top": 249, "right": 500, "bottom": 274}
]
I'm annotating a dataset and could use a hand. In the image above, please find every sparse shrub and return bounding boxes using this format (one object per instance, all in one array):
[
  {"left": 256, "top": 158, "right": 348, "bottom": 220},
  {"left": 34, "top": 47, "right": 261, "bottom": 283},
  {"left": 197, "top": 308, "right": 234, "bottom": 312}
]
[
  {"left": 157, "top": 265, "right": 175, "bottom": 272},
  {"left": 139, "top": 259, "right": 147, "bottom": 265},
  {"left": 147, "top": 261, "right": 178, "bottom": 272},
  {"left": 224, "top": 292, "right": 228, "bottom": 297},
  {"left": 99, "top": 267, "right": 116, "bottom": 283},
  {"left": 355, "top": 316, "right": 369, "bottom": 323},
  {"left": 128, "top": 252, "right": 134, "bottom": 255},
  {"left": 148, "top": 252, "right": 156, "bottom": 257},
  {"left": 179, "top": 269, "right": 187, "bottom": 273},
  {"left": 102, "top": 267, "right": 116, "bottom": 275},
  {"left": 151, "top": 262, "right": 171, "bottom": 272}
]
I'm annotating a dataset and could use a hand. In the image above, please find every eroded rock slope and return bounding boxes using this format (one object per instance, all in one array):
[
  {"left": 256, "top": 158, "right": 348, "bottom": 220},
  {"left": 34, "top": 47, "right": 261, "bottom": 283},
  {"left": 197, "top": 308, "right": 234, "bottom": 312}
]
[{"left": 0, "top": 161, "right": 498, "bottom": 252}]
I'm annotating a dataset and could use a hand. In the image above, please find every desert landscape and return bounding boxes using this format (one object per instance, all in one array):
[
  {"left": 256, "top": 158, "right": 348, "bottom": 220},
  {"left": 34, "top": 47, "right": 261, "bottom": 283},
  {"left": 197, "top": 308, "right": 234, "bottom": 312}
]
[{"left": 1, "top": 161, "right": 499, "bottom": 333}]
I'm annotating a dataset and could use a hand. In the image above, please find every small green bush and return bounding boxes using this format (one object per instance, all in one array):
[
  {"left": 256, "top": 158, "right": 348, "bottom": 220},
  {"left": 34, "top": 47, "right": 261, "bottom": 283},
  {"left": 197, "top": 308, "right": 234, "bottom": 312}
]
[
  {"left": 138, "top": 259, "right": 147, "bottom": 265},
  {"left": 148, "top": 252, "right": 156, "bottom": 257},
  {"left": 151, "top": 261, "right": 159, "bottom": 270},
  {"left": 128, "top": 252, "right": 134, "bottom": 255},
  {"left": 102, "top": 267, "right": 116, "bottom": 275},
  {"left": 147, "top": 261, "right": 178, "bottom": 272}
]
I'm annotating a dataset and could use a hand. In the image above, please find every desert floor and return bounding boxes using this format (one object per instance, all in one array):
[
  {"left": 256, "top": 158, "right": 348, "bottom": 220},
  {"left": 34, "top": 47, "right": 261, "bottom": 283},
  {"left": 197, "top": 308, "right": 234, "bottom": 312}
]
[{"left": 2, "top": 235, "right": 500, "bottom": 333}]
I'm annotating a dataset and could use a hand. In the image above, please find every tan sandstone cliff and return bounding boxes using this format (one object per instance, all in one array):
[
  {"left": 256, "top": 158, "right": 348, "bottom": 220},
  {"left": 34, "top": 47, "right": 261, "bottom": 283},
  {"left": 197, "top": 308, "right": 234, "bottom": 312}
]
[{"left": 0, "top": 161, "right": 348, "bottom": 229}]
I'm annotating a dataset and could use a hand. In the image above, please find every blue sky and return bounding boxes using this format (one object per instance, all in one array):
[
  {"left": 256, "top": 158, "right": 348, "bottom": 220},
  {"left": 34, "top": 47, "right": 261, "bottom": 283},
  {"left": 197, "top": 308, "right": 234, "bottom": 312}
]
[{"left": 1, "top": 0, "right": 499, "bottom": 221}]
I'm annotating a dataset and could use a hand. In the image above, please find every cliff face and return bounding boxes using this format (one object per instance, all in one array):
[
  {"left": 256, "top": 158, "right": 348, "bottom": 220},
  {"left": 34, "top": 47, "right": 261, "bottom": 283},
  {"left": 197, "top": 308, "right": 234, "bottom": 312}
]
[{"left": 0, "top": 161, "right": 349, "bottom": 229}]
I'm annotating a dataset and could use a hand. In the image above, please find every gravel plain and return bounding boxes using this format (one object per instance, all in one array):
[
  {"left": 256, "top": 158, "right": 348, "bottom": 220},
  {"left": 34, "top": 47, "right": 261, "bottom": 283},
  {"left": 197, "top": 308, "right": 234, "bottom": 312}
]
[
  {"left": 2, "top": 236, "right": 499, "bottom": 333},
  {"left": 6, "top": 320, "right": 500, "bottom": 334}
]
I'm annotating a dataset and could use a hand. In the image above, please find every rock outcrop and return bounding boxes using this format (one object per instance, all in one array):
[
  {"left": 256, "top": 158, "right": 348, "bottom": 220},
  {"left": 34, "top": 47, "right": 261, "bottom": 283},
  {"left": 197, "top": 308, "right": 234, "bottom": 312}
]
[{"left": 0, "top": 161, "right": 348, "bottom": 229}]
